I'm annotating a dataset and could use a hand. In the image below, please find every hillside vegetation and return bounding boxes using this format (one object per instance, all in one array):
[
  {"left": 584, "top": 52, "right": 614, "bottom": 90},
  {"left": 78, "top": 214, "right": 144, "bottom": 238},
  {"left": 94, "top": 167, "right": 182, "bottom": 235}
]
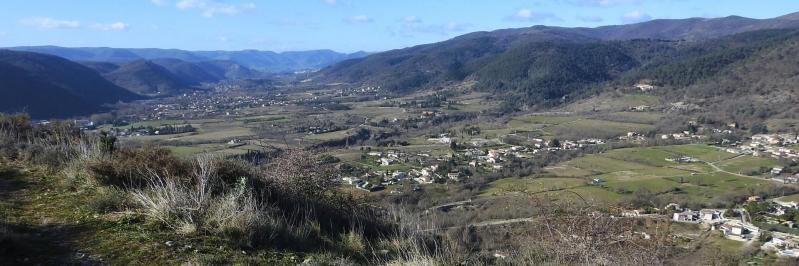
[
  {"left": 0, "top": 113, "right": 676, "bottom": 265},
  {"left": 0, "top": 50, "right": 141, "bottom": 118},
  {"left": 316, "top": 15, "right": 799, "bottom": 121}
]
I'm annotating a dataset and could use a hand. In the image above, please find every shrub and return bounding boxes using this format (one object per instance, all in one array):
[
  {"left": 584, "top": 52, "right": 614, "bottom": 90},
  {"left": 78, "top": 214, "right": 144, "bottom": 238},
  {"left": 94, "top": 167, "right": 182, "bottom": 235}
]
[
  {"left": 88, "top": 186, "right": 130, "bottom": 213},
  {"left": 130, "top": 155, "right": 276, "bottom": 247},
  {"left": 339, "top": 230, "right": 367, "bottom": 255},
  {"left": 261, "top": 150, "right": 338, "bottom": 202},
  {"left": 88, "top": 146, "right": 189, "bottom": 188}
]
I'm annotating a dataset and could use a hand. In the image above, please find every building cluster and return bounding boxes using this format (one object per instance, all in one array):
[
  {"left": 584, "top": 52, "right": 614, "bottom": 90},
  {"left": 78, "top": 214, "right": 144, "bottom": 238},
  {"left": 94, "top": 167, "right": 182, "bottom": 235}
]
[
  {"left": 763, "top": 232, "right": 799, "bottom": 258},
  {"left": 136, "top": 92, "right": 291, "bottom": 120},
  {"left": 671, "top": 208, "right": 761, "bottom": 241},
  {"left": 660, "top": 130, "right": 704, "bottom": 141},
  {"left": 341, "top": 150, "right": 465, "bottom": 192},
  {"left": 665, "top": 198, "right": 799, "bottom": 258},
  {"left": 725, "top": 134, "right": 799, "bottom": 159}
]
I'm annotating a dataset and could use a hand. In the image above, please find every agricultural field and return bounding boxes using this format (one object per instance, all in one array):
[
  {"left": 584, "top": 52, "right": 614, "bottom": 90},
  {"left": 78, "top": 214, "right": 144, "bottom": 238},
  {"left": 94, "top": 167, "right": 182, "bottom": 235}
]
[
  {"left": 118, "top": 119, "right": 189, "bottom": 129},
  {"left": 715, "top": 156, "right": 781, "bottom": 176},
  {"left": 564, "top": 93, "right": 661, "bottom": 112},
  {"left": 483, "top": 144, "right": 779, "bottom": 206},
  {"left": 501, "top": 114, "right": 654, "bottom": 140},
  {"left": 481, "top": 177, "right": 587, "bottom": 196},
  {"left": 778, "top": 193, "right": 799, "bottom": 203},
  {"left": 303, "top": 129, "right": 353, "bottom": 141},
  {"left": 600, "top": 111, "right": 665, "bottom": 125}
]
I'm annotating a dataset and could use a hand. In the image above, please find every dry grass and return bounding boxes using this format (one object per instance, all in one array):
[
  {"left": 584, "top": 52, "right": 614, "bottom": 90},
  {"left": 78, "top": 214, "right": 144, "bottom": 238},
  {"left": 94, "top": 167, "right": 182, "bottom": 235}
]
[{"left": 130, "top": 155, "right": 268, "bottom": 240}]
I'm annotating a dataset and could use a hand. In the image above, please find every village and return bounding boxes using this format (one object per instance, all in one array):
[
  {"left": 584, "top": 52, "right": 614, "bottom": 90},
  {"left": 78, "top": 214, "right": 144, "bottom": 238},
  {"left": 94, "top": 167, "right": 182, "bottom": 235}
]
[{"left": 620, "top": 195, "right": 799, "bottom": 258}]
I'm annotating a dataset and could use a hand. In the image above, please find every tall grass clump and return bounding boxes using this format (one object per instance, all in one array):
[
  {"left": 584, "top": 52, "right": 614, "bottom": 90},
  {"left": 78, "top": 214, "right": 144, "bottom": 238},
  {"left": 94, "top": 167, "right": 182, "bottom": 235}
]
[{"left": 130, "top": 155, "right": 273, "bottom": 244}]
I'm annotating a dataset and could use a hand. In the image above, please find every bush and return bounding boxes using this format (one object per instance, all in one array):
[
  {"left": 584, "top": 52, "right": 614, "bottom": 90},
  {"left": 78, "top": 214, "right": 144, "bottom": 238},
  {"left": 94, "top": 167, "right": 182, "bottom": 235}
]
[
  {"left": 88, "top": 146, "right": 189, "bottom": 188},
  {"left": 130, "top": 155, "right": 277, "bottom": 247},
  {"left": 261, "top": 150, "right": 338, "bottom": 202},
  {"left": 88, "top": 186, "right": 130, "bottom": 213}
]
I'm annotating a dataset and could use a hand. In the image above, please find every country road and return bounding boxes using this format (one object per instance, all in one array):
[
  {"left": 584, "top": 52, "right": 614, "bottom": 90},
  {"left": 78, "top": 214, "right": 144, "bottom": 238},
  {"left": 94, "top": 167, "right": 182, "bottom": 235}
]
[
  {"left": 703, "top": 154, "right": 762, "bottom": 179},
  {"left": 417, "top": 216, "right": 542, "bottom": 232}
]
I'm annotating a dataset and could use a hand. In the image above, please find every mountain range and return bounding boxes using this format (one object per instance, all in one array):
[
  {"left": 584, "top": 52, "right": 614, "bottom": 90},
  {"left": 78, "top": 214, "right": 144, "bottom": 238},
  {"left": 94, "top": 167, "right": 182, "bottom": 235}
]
[
  {"left": 316, "top": 12, "right": 799, "bottom": 123},
  {"left": 4, "top": 11, "right": 799, "bottom": 120},
  {"left": 0, "top": 50, "right": 142, "bottom": 118},
  {"left": 5, "top": 46, "right": 369, "bottom": 73}
]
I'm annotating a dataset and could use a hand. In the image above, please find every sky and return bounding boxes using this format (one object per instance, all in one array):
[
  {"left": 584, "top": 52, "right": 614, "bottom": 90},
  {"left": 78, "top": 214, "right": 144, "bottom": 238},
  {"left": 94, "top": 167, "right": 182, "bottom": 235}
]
[{"left": 1, "top": 0, "right": 799, "bottom": 53}]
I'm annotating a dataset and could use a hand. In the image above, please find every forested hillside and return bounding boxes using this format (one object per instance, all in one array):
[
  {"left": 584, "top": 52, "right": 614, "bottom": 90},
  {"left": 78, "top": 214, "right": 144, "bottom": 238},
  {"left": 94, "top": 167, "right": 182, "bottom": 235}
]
[
  {"left": 317, "top": 15, "right": 799, "bottom": 119},
  {"left": 104, "top": 60, "right": 191, "bottom": 95},
  {"left": 0, "top": 50, "right": 142, "bottom": 118}
]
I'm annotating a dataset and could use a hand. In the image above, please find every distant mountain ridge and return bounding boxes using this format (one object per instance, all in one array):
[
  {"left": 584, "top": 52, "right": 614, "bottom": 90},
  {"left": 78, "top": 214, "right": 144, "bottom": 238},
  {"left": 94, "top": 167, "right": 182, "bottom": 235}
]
[
  {"left": 571, "top": 14, "right": 799, "bottom": 41},
  {"left": 316, "top": 11, "right": 799, "bottom": 102},
  {"left": 104, "top": 60, "right": 191, "bottom": 95},
  {"left": 0, "top": 50, "right": 142, "bottom": 118},
  {"left": 5, "top": 46, "right": 369, "bottom": 73},
  {"left": 83, "top": 58, "right": 262, "bottom": 95}
]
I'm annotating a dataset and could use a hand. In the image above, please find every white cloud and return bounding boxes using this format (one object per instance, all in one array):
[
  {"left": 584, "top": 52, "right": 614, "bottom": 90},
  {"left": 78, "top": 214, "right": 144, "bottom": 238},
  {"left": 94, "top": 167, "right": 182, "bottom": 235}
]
[
  {"left": 176, "top": 0, "right": 202, "bottom": 9},
  {"left": 345, "top": 15, "right": 373, "bottom": 23},
  {"left": 175, "top": 0, "right": 255, "bottom": 18},
  {"left": 402, "top": 16, "right": 422, "bottom": 24},
  {"left": 218, "top": 36, "right": 229, "bottom": 42},
  {"left": 506, "top": 8, "right": 562, "bottom": 22},
  {"left": 622, "top": 10, "right": 653, "bottom": 23},
  {"left": 92, "top": 22, "right": 130, "bottom": 31},
  {"left": 203, "top": 3, "right": 255, "bottom": 17},
  {"left": 20, "top": 17, "right": 81, "bottom": 29},
  {"left": 568, "top": 0, "right": 642, "bottom": 7},
  {"left": 394, "top": 21, "right": 471, "bottom": 37},
  {"left": 577, "top": 15, "right": 604, "bottom": 22},
  {"left": 444, "top": 22, "right": 469, "bottom": 32}
]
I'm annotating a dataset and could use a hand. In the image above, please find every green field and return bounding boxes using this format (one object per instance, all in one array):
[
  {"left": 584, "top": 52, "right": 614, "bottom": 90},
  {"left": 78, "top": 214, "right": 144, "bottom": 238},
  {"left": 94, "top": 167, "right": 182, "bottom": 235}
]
[
  {"left": 482, "top": 177, "right": 587, "bottom": 196},
  {"left": 565, "top": 93, "right": 661, "bottom": 112},
  {"left": 118, "top": 119, "right": 188, "bottom": 129},
  {"left": 778, "top": 193, "right": 799, "bottom": 202},
  {"left": 655, "top": 145, "right": 736, "bottom": 162},
  {"left": 303, "top": 129, "right": 352, "bottom": 141},
  {"left": 715, "top": 156, "right": 781, "bottom": 175},
  {"left": 504, "top": 144, "right": 780, "bottom": 205},
  {"left": 547, "top": 119, "right": 653, "bottom": 139},
  {"left": 500, "top": 114, "right": 653, "bottom": 140},
  {"left": 602, "top": 112, "right": 664, "bottom": 124}
]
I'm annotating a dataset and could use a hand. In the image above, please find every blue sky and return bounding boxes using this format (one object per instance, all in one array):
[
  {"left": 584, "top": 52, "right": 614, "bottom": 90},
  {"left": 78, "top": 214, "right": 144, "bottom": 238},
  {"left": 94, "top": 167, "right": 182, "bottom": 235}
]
[{"left": 1, "top": 0, "right": 799, "bottom": 52}]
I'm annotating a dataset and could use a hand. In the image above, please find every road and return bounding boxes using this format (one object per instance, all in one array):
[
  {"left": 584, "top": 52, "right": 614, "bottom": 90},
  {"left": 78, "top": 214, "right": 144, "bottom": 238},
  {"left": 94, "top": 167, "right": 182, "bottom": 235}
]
[
  {"left": 417, "top": 216, "right": 542, "bottom": 232},
  {"left": 703, "top": 154, "right": 765, "bottom": 179}
]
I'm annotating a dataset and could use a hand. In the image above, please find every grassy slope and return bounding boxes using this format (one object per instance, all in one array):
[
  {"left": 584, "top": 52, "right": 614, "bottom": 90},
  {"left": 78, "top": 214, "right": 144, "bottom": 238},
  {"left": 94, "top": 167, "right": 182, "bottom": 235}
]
[{"left": 0, "top": 165, "right": 301, "bottom": 265}]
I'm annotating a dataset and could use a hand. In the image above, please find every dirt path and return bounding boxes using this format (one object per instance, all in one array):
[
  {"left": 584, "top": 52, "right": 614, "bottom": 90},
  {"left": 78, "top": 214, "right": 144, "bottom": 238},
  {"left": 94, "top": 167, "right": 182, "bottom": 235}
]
[
  {"left": 417, "top": 216, "right": 542, "bottom": 232},
  {"left": 0, "top": 167, "right": 101, "bottom": 265},
  {"left": 704, "top": 154, "right": 762, "bottom": 179}
]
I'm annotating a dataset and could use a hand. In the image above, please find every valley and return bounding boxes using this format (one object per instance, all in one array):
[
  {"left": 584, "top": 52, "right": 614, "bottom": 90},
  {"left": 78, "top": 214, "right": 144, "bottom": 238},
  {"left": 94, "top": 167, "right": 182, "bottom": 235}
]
[{"left": 4, "top": 5, "right": 799, "bottom": 265}]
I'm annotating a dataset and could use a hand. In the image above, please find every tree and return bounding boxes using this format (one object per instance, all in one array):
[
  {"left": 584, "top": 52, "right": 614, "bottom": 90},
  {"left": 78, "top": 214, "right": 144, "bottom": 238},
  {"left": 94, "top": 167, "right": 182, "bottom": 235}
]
[
  {"left": 750, "top": 123, "right": 768, "bottom": 134},
  {"left": 549, "top": 138, "right": 561, "bottom": 148},
  {"left": 450, "top": 140, "right": 458, "bottom": 151},
  {"left": 99, "top": 131, "right": 117, "bottom": 158},
  {"left": 687, "top": 123, "right": 698, "bottom": 134}
]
